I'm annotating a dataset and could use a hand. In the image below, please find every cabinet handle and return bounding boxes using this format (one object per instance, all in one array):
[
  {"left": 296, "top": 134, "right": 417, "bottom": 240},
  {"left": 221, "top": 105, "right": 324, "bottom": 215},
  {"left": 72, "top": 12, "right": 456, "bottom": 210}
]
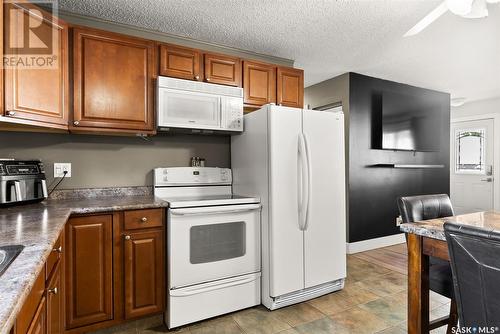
[
  {"left": 73, "top": 121, "right": 79, "bottom": 126},
  {"left": 48, "top": 287, "right": 58, "bottom": 295},
  {"left": 7, "top": 111, "right": 16, "bottom": 116},
  {"left": 194, "top": 75, "right": 200, "bottom": 80},
  {"left": 140, "top": 217, "right": 148, "bottom": 223},
  {"left": 53, "top": 246, "right": 62, "bottom": 253},
  {"left": 124, "top": 235, "right": 131, "bottom": 240}
]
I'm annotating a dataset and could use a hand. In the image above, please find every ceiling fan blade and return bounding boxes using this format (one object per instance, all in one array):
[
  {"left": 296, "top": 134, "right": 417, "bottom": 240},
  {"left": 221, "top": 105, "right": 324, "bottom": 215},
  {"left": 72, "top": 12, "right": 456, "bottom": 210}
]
[{"left": 404, "top": 1, "right": 449, "bottom": 37}]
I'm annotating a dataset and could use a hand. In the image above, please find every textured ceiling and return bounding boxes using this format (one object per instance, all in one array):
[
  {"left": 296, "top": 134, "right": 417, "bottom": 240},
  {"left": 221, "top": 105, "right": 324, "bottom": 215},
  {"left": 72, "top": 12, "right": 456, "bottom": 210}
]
[{"left": 57, "top": 0, "right": 500, "bottom": 102}]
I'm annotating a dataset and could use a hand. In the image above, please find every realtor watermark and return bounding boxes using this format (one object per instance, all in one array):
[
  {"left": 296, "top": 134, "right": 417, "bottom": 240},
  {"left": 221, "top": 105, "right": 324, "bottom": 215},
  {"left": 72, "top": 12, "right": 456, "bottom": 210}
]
[
  {"left": 2, "top": 0, "right": 59, "bottom": 69},
  {"left": 452, "top": 326, "right": 500, "bottom": 334}
]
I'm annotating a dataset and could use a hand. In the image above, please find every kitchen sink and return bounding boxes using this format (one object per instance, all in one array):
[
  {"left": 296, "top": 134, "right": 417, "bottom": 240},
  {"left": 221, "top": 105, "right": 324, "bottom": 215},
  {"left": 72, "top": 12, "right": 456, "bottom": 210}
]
[{"left": 0, "top": 245, "right": 24, "bottom": 277}]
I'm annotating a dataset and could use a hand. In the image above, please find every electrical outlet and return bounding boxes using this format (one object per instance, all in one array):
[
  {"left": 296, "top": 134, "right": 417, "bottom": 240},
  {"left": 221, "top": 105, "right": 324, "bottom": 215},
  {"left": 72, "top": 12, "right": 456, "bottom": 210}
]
[
  {"left": 396, "top": 215, "right": 403, "bottom": 226},
  {"left": 54, "top": 163, "right": 71, "bottom": 178}
]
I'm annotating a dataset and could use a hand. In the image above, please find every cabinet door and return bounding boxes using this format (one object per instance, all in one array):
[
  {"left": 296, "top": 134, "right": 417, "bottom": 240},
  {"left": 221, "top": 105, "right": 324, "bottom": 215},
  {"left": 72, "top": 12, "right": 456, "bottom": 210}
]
[
  {"left": 159, "top": 44, "right": 201, "bottom": 81},
  {"left": 46, "top": 261, "right": 62, "bottom": 334},
  {"left": 204, "top": 53, "right": 241, "bottom": 86},
  {"left": 73, "top": 28, "right": 155, "bottom": 132},
  {"left": 66, "top": 215, "right": 113, "bottom": 329},
  {"left": 277, "top": 67, "right": 304, "bottom": 108},
  {"left": 3, "top": 3, "right": 69, "bottom": 129},
  {"left": 26, "top": 296, "right": 46, "bottom": 334},
  {"left": 123, "top": 230, "right": 164, "bottom": 319},
  {"left": 243, "top": 61, "right": 276, "bottom": 106}
]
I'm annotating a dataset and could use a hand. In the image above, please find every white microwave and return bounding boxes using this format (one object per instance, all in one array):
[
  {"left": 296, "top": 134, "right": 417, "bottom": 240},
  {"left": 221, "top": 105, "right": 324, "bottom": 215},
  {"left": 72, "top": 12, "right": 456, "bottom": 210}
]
[{"left": 157, "top": 76, "right": 244, "bottom": 133}]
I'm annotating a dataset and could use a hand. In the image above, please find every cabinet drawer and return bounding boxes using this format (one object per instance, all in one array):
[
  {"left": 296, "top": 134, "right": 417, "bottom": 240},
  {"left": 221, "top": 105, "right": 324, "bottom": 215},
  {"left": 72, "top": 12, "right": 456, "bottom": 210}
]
[
  {"left": 46, "top": 233, "right": 62, "bottom": 280},
  {"left": 124, "top": 209, "right": 163, "bottom": 230}
]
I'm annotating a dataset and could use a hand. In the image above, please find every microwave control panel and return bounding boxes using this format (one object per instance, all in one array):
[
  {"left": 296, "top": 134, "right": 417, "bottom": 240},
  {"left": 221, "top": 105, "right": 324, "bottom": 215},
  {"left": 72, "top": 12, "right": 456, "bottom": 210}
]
[{"left": 223, "top": 97, "right": 243, "bottom": 132}]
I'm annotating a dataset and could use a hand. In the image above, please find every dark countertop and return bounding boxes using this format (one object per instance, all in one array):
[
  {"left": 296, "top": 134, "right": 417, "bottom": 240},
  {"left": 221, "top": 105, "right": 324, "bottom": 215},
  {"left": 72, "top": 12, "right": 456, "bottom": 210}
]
[{"left": 0, "top": 196, "right": 168, "bottom": 334}]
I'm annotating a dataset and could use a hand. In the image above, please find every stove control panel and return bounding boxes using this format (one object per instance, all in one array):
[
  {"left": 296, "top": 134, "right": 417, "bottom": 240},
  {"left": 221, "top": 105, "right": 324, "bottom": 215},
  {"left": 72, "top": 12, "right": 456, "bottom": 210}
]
[{"left": 154, "top": 167, "right": 232, "bottom": 186}]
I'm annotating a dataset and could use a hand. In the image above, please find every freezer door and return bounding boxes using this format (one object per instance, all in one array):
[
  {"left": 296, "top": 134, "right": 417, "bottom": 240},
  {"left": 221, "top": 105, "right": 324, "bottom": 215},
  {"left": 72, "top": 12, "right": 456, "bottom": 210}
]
[
  {"left": 302, "top": 110, "right": 347, "bottom": 288},
  {"left": 268, "top": 106, "right": 305, "bottom": 297}
]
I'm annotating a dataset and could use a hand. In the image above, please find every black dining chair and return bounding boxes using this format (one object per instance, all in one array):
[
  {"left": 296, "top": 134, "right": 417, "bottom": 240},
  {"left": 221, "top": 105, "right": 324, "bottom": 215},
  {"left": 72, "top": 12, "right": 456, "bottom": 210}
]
[
  {"left": 397, "top": 194, "right": 458, "bottom": 332},
  {"left": 444, "top": 222, "right": 500, "bottom": 327}
]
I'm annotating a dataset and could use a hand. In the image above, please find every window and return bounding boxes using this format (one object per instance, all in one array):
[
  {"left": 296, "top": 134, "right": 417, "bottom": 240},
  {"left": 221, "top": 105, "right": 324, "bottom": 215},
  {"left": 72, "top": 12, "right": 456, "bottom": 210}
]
[{"left": 455, "top": 128, "right": 485, "bottom": 173}]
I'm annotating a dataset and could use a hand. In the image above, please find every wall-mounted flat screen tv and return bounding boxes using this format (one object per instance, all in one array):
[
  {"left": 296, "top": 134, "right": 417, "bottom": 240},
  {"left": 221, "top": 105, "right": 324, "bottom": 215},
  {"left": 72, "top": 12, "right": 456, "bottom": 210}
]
[{"left": 382, "top": 91, "right": 441, "bottom": 152}]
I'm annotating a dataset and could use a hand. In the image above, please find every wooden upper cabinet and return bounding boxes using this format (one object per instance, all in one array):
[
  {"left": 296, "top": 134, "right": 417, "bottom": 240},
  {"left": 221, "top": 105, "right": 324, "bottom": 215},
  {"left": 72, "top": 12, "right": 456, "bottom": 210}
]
[
  {"left": 65, "top": 214, "right": 114, "bottom": 329},
  {"left": 124, "top": 229, "right": 164, "bottom": 319},
  {"left": 2, "top": 3, "right": 69, "bottom": 129},
  {"left": 204, "top": 53, "right": 241, "bottom": 86},
  {"left": 243, "top": 60, "right": 276, "bottom": 106},
  {"left": 72, "top": 27, "right": 155, "bottom": 133},
  {"left": 277, "top": 67, "right": 304, "bottom": 108},
  {"left": 159, "top": 44, "right": 201, "bottom": 81}
]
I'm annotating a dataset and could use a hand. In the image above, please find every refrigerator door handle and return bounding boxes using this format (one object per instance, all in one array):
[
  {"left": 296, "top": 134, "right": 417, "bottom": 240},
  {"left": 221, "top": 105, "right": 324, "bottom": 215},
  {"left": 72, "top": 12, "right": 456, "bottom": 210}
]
[
  {"left": 298, "top": 133, "right": 310, "bottom": 231},
  {"left": 302, "top": 133, "right": 312, "bottom": 231}
]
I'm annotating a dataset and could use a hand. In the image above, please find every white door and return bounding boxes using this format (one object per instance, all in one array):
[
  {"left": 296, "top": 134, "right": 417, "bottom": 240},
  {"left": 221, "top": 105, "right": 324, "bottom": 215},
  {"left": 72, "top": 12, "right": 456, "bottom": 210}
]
[
  {"left": 303, "top": 109, "right": 347, "bottom": 288},
  {"left": 451, "top": 118, "right": 494, "bottom": 214},
  {"left": 268, "top": 106, "right": 304, "bottom": 297}
]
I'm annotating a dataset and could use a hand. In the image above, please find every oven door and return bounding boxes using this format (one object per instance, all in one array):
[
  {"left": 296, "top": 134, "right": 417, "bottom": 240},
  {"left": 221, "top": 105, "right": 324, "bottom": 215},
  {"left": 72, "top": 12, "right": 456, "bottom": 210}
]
[
  {"left": 157, "top": 89, "right": 221, "bottom": 130},
  {"left": 168, "top": 203, "right": 261, "bottom": 289}
]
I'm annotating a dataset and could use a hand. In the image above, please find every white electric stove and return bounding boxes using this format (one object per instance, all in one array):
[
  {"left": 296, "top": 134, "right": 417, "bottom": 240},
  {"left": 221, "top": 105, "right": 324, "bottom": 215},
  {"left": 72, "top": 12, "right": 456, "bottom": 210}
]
[{"left": 153, "top": 167, "right": 261, "bottom": 328}]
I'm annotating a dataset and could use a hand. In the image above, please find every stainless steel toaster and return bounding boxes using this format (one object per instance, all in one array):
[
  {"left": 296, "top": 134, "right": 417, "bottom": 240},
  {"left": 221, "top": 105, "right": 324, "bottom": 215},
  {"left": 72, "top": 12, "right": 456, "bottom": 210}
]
[{"left": 0, "top": 159, "right": 48, "bottom": 206}]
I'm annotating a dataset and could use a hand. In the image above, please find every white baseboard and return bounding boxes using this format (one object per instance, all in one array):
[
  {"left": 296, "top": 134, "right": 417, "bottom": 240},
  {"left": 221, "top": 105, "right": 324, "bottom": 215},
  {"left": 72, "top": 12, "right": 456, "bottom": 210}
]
[{"left": 346, "top": 233, "right": 406, "bottom": 254}]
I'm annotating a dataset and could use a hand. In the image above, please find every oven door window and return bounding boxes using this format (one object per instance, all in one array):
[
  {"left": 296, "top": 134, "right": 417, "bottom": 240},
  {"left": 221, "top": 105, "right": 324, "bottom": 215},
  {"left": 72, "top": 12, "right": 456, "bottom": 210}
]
[{"left": 190, "top": 221, "right": 246, "bottom": 264}]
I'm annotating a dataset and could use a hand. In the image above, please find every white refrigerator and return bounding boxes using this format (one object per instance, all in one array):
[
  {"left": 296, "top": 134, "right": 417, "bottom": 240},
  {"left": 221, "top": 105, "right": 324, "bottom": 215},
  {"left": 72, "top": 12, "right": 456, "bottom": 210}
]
[{"left": 231, "top": 104, "right": 346, "bottom": 310}]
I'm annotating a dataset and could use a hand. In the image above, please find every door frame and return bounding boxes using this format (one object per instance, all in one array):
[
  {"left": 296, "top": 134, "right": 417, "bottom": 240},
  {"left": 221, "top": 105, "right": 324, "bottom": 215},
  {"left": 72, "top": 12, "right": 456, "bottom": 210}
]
[{"left": 451, "top": 113, "right": 500, "bottom": 211}]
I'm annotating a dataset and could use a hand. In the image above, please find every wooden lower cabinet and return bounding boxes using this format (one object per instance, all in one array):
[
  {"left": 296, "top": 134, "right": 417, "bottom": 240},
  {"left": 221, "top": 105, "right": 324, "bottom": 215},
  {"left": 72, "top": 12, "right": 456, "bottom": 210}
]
[
  {"left": 26, "top": 296, "right": 46, "bottom": 334},
  {"left": 124, "top": 229, "right": 164, "bottom": 319},
  {"left": 14, "top": 230, "right": 63, "bottom": 334},
  {"left": 65, "top": 215, "right": 114, "bottom": 329},
  {"left": 14, "top": 210, "right": 165, "bottom": 333},
  {"left": 46, "top": 262, "right": 63, "bottom": 334},
  {"left": 62, "top": 209, "right": 165, "bottom": 332}
]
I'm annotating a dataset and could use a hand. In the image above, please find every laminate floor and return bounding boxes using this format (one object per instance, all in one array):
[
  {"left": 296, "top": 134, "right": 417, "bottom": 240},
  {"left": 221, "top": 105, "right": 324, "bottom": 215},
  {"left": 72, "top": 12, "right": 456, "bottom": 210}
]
[{"left": 92, "top": 243, "right": 451, "bottom": 334}]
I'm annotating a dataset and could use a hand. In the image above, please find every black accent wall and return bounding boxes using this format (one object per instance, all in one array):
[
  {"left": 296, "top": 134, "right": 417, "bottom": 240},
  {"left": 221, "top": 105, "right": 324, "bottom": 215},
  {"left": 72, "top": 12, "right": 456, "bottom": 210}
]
[{"left": 348, "top": 73, "right": 450, "bottom": 242}]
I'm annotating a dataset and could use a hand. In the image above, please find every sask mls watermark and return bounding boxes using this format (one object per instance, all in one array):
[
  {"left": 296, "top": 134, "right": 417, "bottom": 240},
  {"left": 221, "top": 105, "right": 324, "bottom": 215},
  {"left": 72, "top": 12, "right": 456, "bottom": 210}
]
[{"left": 2, "top": 0, "right": 59, "bottom": 69}]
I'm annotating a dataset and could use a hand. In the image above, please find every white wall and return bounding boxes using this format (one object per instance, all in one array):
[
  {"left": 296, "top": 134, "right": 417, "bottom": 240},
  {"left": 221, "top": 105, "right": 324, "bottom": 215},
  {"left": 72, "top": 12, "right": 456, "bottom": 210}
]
[{"left": 452, "top": 97, "right": 500, "bottom": 119}]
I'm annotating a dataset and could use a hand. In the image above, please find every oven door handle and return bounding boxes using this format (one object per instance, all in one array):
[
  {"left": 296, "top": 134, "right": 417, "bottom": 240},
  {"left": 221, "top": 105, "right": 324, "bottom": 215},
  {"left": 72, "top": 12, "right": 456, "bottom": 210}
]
[
  {"left": 169, "top": 204, "right": 261, "bottom": 216},
  {"left": 170, "top": 273, "right": 261, "bottom": 297}
]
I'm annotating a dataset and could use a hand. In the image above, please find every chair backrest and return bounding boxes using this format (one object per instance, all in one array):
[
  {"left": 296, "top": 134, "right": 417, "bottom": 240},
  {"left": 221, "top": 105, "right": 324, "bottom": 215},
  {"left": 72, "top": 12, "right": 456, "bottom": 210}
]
[
  {"left": 444, "top": 222, "right": 500, "bottom": 327},
  {"left": 397, "top": 194, "right": 454, "bottom": 224}
]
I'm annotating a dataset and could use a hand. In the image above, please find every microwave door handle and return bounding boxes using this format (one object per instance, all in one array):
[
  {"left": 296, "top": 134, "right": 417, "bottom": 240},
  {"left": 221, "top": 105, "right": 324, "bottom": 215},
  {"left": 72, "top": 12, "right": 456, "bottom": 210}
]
[{"left": 170, "top": 273, "right": 261, "bottom": 297}]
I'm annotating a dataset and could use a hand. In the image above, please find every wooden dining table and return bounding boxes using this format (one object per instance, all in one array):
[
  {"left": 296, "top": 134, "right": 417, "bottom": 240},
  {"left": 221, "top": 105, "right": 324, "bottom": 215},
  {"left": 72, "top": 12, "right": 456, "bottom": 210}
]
[{"left": 400, "top": 211, "right": 500, "bottom": 334}]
